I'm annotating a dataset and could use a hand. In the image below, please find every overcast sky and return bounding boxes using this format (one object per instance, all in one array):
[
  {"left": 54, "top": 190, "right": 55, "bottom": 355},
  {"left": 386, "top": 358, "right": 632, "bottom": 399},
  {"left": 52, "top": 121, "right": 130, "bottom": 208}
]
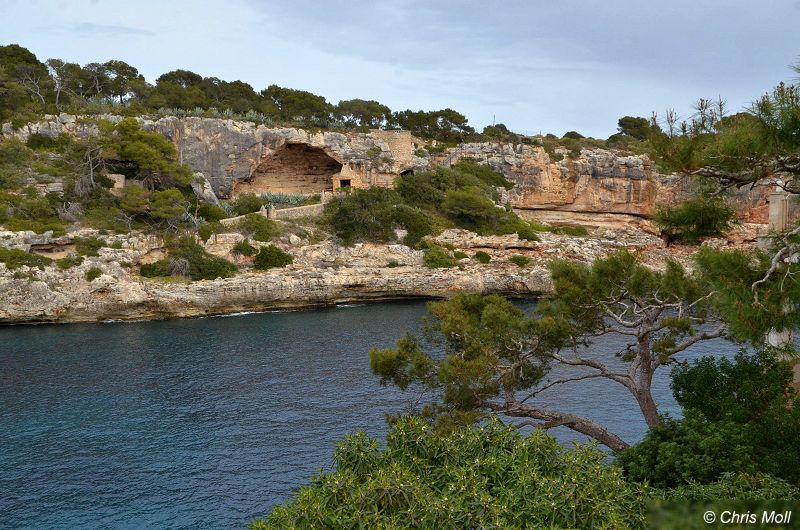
[{"left": 3, "top": 0, "right": 799, "bottom": 137}]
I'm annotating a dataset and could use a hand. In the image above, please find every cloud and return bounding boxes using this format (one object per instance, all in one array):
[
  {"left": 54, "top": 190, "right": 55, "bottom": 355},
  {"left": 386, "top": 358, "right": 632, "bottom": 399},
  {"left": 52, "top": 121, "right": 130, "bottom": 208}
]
[{"left": 69, "top": 22, "right": 153, "bottom": 37}]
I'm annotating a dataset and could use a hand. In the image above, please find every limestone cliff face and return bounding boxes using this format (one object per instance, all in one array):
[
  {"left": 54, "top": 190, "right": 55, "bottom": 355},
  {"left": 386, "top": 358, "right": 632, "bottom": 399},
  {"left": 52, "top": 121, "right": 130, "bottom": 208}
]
[
  {"left": 2, "top": 115, "right": 771, "bottom": 223},
  {"left": 1, "top": 114, "right": 428, "bottom": 198},
  {"left": 439, "top": 143, "right": 772, "bottom": 225}
]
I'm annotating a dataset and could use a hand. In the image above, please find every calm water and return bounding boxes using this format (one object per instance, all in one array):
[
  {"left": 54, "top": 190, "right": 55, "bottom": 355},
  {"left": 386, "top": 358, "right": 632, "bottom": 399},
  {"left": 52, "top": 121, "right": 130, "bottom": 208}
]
[{"left": 0, "top": 300, "right": 739, "bottom": 529}]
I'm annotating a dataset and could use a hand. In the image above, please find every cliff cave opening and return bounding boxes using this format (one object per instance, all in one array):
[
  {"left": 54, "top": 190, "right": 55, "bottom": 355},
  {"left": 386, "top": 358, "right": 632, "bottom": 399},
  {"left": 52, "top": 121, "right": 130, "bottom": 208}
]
[{"left": 234, "top": 143, "right": 342, "bottom": 196}]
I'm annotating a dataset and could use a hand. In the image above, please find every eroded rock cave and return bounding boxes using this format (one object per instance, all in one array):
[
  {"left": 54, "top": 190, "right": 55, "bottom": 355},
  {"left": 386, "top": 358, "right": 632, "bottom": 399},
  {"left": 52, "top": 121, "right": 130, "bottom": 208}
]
[{"left": 234, "top": 143, "right": 343, "bottom": 196}]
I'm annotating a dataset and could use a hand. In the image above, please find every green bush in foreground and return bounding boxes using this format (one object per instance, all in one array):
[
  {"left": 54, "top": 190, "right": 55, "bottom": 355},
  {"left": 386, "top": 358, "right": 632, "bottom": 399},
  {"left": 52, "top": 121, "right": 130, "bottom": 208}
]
[
  {"left": 253, "top": 245, "right": 293, "bottom": 270},
  {"left": 252, "top": 417, "right": 650, "bottom": 529},
  {"left": 251, "top": 417, "right": 800, "bottom": 529},
  {"left": 232, "top": 239, "right": 257, "bottom": 257}
]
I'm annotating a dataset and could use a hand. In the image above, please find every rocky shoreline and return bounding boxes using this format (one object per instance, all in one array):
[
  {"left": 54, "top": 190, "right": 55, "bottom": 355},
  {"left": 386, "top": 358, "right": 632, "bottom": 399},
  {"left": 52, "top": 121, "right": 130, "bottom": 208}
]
[{"left": 1, "top": 226, "right": 691, "bottom": 325}]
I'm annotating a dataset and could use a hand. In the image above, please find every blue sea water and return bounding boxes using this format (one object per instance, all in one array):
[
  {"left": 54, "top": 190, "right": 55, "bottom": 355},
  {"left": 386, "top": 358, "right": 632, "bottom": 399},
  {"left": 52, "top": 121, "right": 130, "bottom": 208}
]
[{"left": 0, "top": 300, "right": 739, "bottom": 529}]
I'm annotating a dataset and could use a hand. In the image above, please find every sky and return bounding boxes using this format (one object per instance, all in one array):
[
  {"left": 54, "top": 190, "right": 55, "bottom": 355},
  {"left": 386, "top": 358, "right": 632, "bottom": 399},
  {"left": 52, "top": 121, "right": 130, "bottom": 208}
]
[{"left": 2, "top": 0, "right": 799, "bottom": 138}]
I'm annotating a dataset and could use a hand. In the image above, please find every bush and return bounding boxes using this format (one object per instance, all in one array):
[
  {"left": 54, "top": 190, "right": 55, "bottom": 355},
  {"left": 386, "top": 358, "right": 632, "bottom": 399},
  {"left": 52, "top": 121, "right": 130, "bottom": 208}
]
[
  {"left": 232, "top": 239, "right": 257, "bottom": 257},
  {"left": 619, "top": 351, "right": 800, "bottom": 488},
  {"left": 386, "top": 260, "right": 399, "bottom": 268},
  {"left": 196, "top": 203, "right": 228, "bottom": 222},
  {"left": 198, "top": 221, "right": 224, "bottom": 242},
  {"left": 251, "top": 417, "right": 650, "bottom": 529},
  {"left": 423, "top": 244, "right": 457, "bottom": 268},
  {"left": 515, "top": 223, "right": 540, "bottom": 241},
  {"left": 139, "top": 238, "right": 236, "bottom": 281},
  {"left": 237, "top": 213, "right": 277, "bottom": 242},
  {"left": 74, "top": 236, "right": 105, "bottom": 257},
  {"left": 85, "top": 267, "right": 102, "bottom": 281},
  {"left": 323, "top": 188, "right": 402, "bottom": 246},
  {"left": 56, "top": 254, "right": 84, "bottom": 269},
  {"left": 474, "top": 251, "right": 491, "bottom": 263},
  {"left": 253, "top": 245, "right": 293, "bottom": 270},
  {"left": 653, "top": 197, "right": 735, "bottom": 243},
  {"left": 0, "top": 248, "right": 52, "bottom": 270},
  {"left": 230, "top": 193, "right": 264, "bottom": 215},
  {"left": 453, "top": 250, "right": 468, "bottom": 259},
  {"left": 509, "top": 255, "right": 530, "bottom": 267}
]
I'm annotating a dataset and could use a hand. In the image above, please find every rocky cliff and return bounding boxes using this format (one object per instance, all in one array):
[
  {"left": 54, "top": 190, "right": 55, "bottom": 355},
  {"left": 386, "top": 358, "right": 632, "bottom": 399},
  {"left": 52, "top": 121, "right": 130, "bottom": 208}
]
[{"left": 2, "top": 114, "right": 773, "bottom": 226}]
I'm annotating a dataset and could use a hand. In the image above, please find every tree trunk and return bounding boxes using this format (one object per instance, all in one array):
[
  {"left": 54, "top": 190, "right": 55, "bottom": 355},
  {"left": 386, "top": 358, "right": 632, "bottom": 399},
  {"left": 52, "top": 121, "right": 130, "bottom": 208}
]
[
  {"left": 635, "top": 386, "right": 661, "bottom": 428},
  {"left": 504, "top": 402, "right": 630, "bottom": 452}
]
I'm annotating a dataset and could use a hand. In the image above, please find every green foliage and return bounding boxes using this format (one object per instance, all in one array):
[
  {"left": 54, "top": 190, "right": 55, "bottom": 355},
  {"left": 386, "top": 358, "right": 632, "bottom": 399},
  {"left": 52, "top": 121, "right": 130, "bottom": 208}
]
[
  {"left": 452, "top": 250, "right": 468, "bottom": 259},
  {"left": 653, "top": 197, "right": 735, "bottom": 243},
  {"left": 198, "top": 221, "right": 224, "bottom": 242},
  {"left": 85, "top": 267, "right": 102, "bottom": 281},
  {"left": 252, "top": 417, "right": 650, "bottom": 530},
  {"left": 473, "top": 250, "right": 491, "bottom": 263},
  {"left": 422, "top": 243, "right": 457, "bottom": 268},
  {"left": 232, "top": 239, "right": 257, "bottom": 257},
  {"left": 323, "top": 187, "right": 403, "bottom": 246},
  {"left": 253, "top": 244, "right": 293, "bottom": 270},
  {"left": 386, "top": 260, "right": 399, "bottom": 268},
  {"left": 139, "top": 238, "right": 236, "bottom": 280},
  {"left": 99, "top": 118, "right": 192, "bottom": 188},
  {"left": 370, "top": 293, "right": 565, "bottom": 427},
  {"left": 617, "top": 116, "right": 653, "bottom": 141},
  {"left": 323, "top": 160, "right": 532, "bottom": 246},
  {"left": 25, "top": 133, "right": 73, "bottom": 152},
  {"left": 0, "top": 247, "right": 52, "bottom": 269},
  {"left": 237, "top": 213, "right": 277, "bottom": 242},
  {"left": 119, "top": 184, "right": 151, "bottom": 215},
  {"left": 149, "top": 188, "right": 188, "bottom": 223},
  {"left": 619, "top": 351, "right": 800, "bottom": 488},
  {"left": 509, "top": 254, "right": 530, "bottom": 267},
  {"left": 694, "top": 246, "right": 800, "bottom": 343},
  {"left": 74, "top": 236, "right": 104, "bottom": 256},
  {"left": 562, "top": 130, "right": 585, "bottom": 139},
  {"left": 195, "top": 203, "right": 228, "bottom": 222},
  {"left": 55, "top": 254, "right": 84, "bottom": 269},
  {"left": 229, "top": 193, "right": 264, "bottom": 216}
]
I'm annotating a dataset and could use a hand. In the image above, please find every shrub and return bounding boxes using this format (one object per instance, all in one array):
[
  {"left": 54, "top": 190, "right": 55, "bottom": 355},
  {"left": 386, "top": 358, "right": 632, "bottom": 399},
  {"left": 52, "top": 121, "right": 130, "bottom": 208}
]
[
  {"left": 619, "top": 351, "right": 800, "bottom": 488},
  {"left": 237, "top": 213, "right": 277, "bottom": 242},
  {"left": 453, "top": 250, "right": 468, "bottom": 259},
  {"left": 230, "top": 193, "right": 264, "bottom": 215},
  {"left": 653, "top": 197, "right": 735, "bottom": 243},
  {"left": 423, "top": 244, "right": 457, "bottom": 268},
  {"left": 0, "top": 248, "right": 52, "bottom": 270},
  {"left": 251, "top": 417, "right": 650, "bottom": 529},
  {"left": 74, "top": 236, "right": 105, "bottom": 257},
  {"left": 509, "top": 255, "right": 530, "bottom": 267},
  {"left": 386, "top": 260, "right": 399, "bottom": 268},
  {"left": 473, "top": 251, "right": 491, "bottom": 263},
  {"left": 198, "top": 221, "right": 224, "bottom": 242},
  {"left": 515, "top": 223, "right": 540, "bottom": 241},
  {"left": 140, "top": 238, "right": 236, "bottom": 281},
  {"left": 85, "top": 267, "right": 102, "bottom": 281},
  {"left": 323, "top": 188, "right": 402, "bottom": 246},
  {"left": 253, "top": 245, "right": 293, "bottom": 270},
  {"left": 232, "top": 239, "right": 257, "bottom": 257},
  {"left": 196, "top": 203, "right": 229, "bottom": 222},
  {"left": 56, "top": 255, "right": 84, "bottom": 269}
]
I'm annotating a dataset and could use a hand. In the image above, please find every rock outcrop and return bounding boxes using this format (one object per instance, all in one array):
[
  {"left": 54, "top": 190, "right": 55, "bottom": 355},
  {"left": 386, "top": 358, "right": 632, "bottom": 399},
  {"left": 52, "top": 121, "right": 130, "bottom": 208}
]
[
  {"left": 0, "top": 227, "right": 671, "bottom": 324},
  {"left": 1, "top": 115, "right": 775, "bottom": 226}
]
